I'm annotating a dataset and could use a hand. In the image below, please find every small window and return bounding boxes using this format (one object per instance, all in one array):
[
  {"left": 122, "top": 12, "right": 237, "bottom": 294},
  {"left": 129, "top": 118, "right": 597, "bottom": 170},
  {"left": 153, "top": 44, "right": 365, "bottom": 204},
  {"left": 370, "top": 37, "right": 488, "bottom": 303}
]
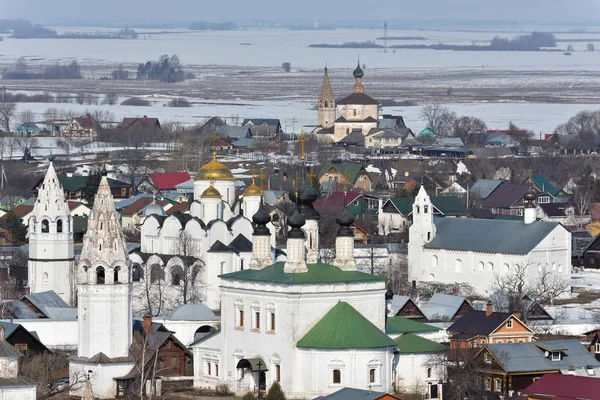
[
  {"left": 551, "top": 352, "right": 562, "bottom": 361},
  {"left": 494, "top": 378, "right": 502, "bottom": 392},
  {"left": 132, "top": 265, "right": 142, "bottom": 282},
  {"left": 14, "top": 343, "right": 28, "bottom": 351},
  {"left": 240, "top": 259, "right": 244, "bottom": 271},
  {"left": 42, "top": 219, "right": 49, "bottom": 233},
  {"left": 595, "top": 343, "right": 600, "bottom": 354},
  {"left": 121, "top": 188, "right": 127, "bottom": 197},
  {"left": 427, "top": 367, "right": 432, "bottom": 378},
  {"left": 254, "top": 311, "right": 260, "bottom": 330},
  {"left": 43, "top": 272, "right": 49, "bottom": 282},
  {"left": 333, "top": 369, "right": 341, "bottom": 384},
  {"left": 237, "top": 309, "right": 245, "bottom": 328},
  {"left": 207, "top": 362, "right": 211, "bottom": 376},
  {"left": 172, "top": 273, "right": 181, "bottom": 286},
  {"left": 96, "top": 267, "right": 105, "bottom": 284},
  {"left": 506, "top": 320, "right": 513, "bottom": 328},
  {"left": 215, "top": 364, "right": 219, "bottom": 377},
  {"left": 424, "top": 205, "right": 428, "bottom": 213},
  {"left": 369, "top": 368, "right": 376, "bottom": 383},
  {"left": 57, "top": 219, "right": 63, "bottom": 233},
  {"left": 539, "top": 196, "right": 550, "bottom": 204},
  {"left": 270, "top": 312, "right": 276, "bottom": 331},
  {"left": 275, "top": 365, "right": 281, "bottom": 382},
  {"left": 517, "top": 209, "right": 524, "bottom": 216},
  {"left": 484, "top": 377, "right": 492, "bottom": 391}
]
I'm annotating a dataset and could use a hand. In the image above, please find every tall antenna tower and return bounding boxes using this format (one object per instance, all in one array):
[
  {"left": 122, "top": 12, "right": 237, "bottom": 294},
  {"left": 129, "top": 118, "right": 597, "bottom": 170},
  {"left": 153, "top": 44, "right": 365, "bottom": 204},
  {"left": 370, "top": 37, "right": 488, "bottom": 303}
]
[{"left": 383, "top": 21, "right": 388, "bottom": 53}]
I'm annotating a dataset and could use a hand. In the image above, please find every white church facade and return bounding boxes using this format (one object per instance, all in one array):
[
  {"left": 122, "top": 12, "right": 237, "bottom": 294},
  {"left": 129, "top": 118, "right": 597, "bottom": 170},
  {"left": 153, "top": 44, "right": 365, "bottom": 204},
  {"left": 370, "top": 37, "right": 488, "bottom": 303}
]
[
  {"left": 192, "top": 190, "right": 398, "bottom": 399},
  {"left": 408, "top": 187, "right": 571, "bottom": 295}
]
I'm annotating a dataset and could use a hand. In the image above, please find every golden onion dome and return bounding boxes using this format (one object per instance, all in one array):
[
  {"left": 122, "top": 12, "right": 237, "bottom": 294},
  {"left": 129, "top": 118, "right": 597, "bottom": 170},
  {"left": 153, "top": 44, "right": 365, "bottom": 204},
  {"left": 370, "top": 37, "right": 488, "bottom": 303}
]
[
  {"left": 196, "top": 155, "right": 235, "bottom": 181},
  {"left": 201, "top": 185, "right": 222, "bottom": 199},
  {"left": 244, "top": 183, "right": 263, "bottom": 197}
]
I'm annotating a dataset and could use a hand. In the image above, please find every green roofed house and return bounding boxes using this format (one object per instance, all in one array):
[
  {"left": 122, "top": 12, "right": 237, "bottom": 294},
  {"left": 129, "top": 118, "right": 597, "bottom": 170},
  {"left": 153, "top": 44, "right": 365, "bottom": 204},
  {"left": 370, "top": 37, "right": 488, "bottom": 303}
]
[
  {"left": 394, "top": 333, "right": 447, "bottom": 398},
  {"left": 378, "top": 195, "right": 467, "bottom": 235},
  {"left": 523, "top": 174, "right": 565, "bottom": 198},
  {"left": 318, "top": 162, "right": 372, "bottom": 193}
]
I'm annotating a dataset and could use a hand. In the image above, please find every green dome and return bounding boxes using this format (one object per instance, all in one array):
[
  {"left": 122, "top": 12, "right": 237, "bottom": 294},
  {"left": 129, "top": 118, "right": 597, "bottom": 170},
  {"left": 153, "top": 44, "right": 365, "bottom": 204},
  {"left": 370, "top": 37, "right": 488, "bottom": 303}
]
[{"left": 353, "top": 62, "right": 364, "bottom": 78}]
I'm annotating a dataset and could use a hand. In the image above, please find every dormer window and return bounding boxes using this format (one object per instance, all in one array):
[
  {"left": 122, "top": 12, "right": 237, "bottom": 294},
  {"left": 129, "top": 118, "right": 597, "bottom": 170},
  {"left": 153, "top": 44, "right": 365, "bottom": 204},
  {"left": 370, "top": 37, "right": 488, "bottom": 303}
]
[
  {"left": 506, "top": 320, "right": 513, "bottom": 329},
  {"left": 596, "top": 343, "right": 600, "bottom": 354},
  {"left": 551, "top": 351, "right": 562, "bottom": 361}
]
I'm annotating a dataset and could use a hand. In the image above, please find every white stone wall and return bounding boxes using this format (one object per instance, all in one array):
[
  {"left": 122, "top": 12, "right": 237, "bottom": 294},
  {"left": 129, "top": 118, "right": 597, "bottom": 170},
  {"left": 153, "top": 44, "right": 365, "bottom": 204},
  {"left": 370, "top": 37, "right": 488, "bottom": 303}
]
[
  {"left": 295, "top": 348, "right": 393, "bottom": 398},
  {"left": 336, "top": 104, "right": 379, "bottom": 122},
  {"left": 70, "top": 361, "right": 135, "bottom": 399},
  {"left": 8, "top": 319, "right": 78, "bottom": 350},
  {"left": 394, "top": 353, "right": 444, "bottom": 397},
  {"left": 78, "top": 284, "right": 132, "bottom": 358},
  {"left": 0, "top": 385, "right": 36, "bottom": 400},
  {"left": 333, "top": 122, "right": 377, "bottom": 142}
]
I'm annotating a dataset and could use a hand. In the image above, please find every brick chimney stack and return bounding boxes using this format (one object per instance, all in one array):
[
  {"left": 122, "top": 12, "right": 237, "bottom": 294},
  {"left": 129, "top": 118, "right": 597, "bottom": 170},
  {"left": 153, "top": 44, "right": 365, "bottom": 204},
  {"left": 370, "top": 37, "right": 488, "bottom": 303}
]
[
  {"left": 486, "top": 300, "right": 493, "bottom": 317},
  {"left": 25, "top": 287, "right": 30, "bottom": 295},
  {"left": 143, "top": 314, "right": 152, "bottom": 335}
]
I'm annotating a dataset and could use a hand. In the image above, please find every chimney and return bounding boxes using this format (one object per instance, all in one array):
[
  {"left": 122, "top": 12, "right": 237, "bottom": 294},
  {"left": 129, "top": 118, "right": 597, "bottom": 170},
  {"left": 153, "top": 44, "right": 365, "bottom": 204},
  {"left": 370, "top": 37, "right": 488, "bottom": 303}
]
[
  {"left": 486, "top": 300, "right": 493, "bottom": 317},
  {"left": 451, "top": 287, "right": 458, "bottom": 296},
  {"left": 143, "top": 314, "right": 152, "bottom": 335},
  {"left": 568, "top": 365, "right": 576, "bottom": 375},
  {"left": 25, "top": 287, "right": 30, "bottom": 295},
  {"left": 512, "top": 311, "right": 521, "bottom": 320}
]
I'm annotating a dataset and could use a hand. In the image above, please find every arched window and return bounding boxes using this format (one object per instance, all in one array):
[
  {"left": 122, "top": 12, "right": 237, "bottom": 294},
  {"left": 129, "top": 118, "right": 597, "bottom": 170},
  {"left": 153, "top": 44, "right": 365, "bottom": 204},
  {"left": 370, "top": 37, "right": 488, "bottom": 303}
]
[
  {"left": 272, "top": 214, "right": 279, "bottom": 222},
  {"left": 171, "top": 266, "right": 183, "bottom": 286},
  {"left": 432, "top": 255, "right": 438, "bottom": 267},
  {"left": 455, "top": 259, "right": 462, "bottom": 273},
  {"left": 114, "top": 266, "right": 121, "bottom": 283},
  {"left": 487, "top": 262, "right": 494, "bottom": 272},
  {"left": 96, "top": 267, "right": 105, "bottom": 284},
  {"left": 150, "top": 265, "right": 164, "bottom": 283},
  {"left": 333, "top": 369, "right": 341, "bottom": 384},
  {"left": 324, "top": 100, "right": 328, "bottom": 108},
  {"left": 43, "top": 272, "right": 48, "bottom": 282},
  {"left": 427, "top": 367, "right": 432, "bottom": 378},
  {"left": 424, "top": 205, "right": 429, "bottom": 213},
  {"left": 416, "top": 205, "right": 420, "bottom": 214},
  {"left": 353, "top": 109, "right": 357, "bottom": 117},
  {"left": 503, "top": 263, "right": 510, "bottom": 273},
  {"left": 240, "top": 259, "right": 244, "bottom": 271},
  {"left": 132, "top": 264, "right": 142, "bottom": 282},
  {"left": 558, "top": 264, "right": 563, "bottom": 273},
  {"left": 57, "top": 219, "right": 63, "bottom": 233},
  {"left": 42, "top": 219, "right": 49, "bottom": 233},
  {"left": 319, "top": 100, "right": 322, "bottom": 108},
  {"left": 100, "top": 222, "right": 103, "bottom": 230},
  {"left": 478, "top": 261, "right": 484, "bottom": 271}
]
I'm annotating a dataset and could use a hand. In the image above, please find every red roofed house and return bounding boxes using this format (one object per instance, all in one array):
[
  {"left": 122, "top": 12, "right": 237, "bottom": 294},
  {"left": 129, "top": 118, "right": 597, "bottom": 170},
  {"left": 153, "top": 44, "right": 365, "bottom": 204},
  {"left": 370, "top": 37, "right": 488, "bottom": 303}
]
[
  {"left": 522, "top": 373, "right": 600, "bottom": 400},
  {"left": 119, "top": 197, "right": 170, "bottom": 232},
  {"left": 138, "top": 172, "right": 191, "bottom": 194},
  {"left": 64, "top": 115, "right": 100, "bottom": 139}
]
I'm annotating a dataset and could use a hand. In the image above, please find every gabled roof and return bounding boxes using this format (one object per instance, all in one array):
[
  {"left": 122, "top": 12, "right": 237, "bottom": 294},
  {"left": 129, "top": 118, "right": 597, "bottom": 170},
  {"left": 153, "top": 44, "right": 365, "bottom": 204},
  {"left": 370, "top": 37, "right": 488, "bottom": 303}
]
[
  {"left": 538, "top": 202, "right": 571, "bottom": 217},
  {"left": 336, "top": 92, "right": 379, "bottom": 105},
  {"left": 297, "top": 302, "right": 395, "bottom": 349},
  {"left": 207, "top": 240, "right": 233, "bottom": 253},
  {"left": 318, "top": 162, "right": 367, "bottom": 185},
  {"left": 394, "top": 333, "right": 447, "bottom": 354},
  {"left": 216, "top": 126, "right": 252, "bottom": 139},
  {"left": 229, "top": 234, "right": 252, "bottom": 253},
  {"left": 447, "top": 309, "right": 517, "bottom": 337},
  {"left": 385, "top": 196, "right": 467, "bottom": 216},
  {"left": 529, "top": 174, "right": 561, "bottom": 197},
  {"left": 481, "top": 182, "right": 532, "bottom": 208},
  {"left": 421, "top": 294, "right": 470, "bottom": 321},
  {"left": 220, "top": 262, "right": 385, "bottom": 285},
  {"left": 385, "top": 316, "right": 440, "bottom": 335},
  {"left": 521, "top": 373, "right": 600, "bottom": 399},
  {"left": 485, "top": 340, "right": 600, "bottom": 373},
  {"left": 73, "top": 115, "right": 97, "bottom": 129},
  {"left": 470, "top": 179, "right": 503, "bottom": 200},
  {"left": 336, "top": 130, "right": 365, "bottom": 146},
  {"left": 419, "top": 128, "right": 436, "bottom": 137},
  {"left": 23, "top": 290, "right": 70, "bottom": 311},
  {"left": 242, "top": 118, "right": 281, "bottom": 127},
  {"left": 424, "top": 218, "right": 560, "bottom": 254},
  {"left": 121, "top": 117, "right": 161, "bottom": 130},
  {"left": 0, "top": 340, "right": 22, "bottom": 358},
  {"left": 149, "top": 172, "right": 191, "bottom": 190}
]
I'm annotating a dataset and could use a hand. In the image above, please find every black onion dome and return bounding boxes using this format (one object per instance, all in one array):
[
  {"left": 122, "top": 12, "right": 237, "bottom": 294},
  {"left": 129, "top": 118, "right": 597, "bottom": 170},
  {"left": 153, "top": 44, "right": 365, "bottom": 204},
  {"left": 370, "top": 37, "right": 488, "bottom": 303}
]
[
  {"left": 385, "top": 289, "right": 394, "bottom": 300},
  {"left": 287, "top": 208, "right": 306, "bottom": 239},
  {"left": 101, "top": 165, "right": 108, "bottom": 176},
  {"left": 336, "top": 208, "right": 355, "bottom": 237},
  {"left": 524, "top": 190, "right": 536, "bottom": 201},
  {"left": 353, "top": 62, "right": 364, "bottom": 78},
  {"left": 252, "top": 201, "right": 271, "bottom": 236}
]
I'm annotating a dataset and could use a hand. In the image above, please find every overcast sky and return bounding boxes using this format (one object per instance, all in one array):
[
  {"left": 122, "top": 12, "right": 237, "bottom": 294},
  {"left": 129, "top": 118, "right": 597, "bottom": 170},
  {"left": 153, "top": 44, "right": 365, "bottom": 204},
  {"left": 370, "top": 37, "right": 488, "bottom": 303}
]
[{"left": 0, "top": 0, "right": 597, "bottom": 25}]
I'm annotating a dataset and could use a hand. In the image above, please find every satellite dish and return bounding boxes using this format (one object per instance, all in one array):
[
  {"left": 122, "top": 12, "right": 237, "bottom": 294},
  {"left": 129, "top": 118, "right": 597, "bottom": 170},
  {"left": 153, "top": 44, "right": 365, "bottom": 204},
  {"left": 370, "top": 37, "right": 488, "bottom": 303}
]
[{"left": 544, "top": 351, "right": 549, "bottom": 357}]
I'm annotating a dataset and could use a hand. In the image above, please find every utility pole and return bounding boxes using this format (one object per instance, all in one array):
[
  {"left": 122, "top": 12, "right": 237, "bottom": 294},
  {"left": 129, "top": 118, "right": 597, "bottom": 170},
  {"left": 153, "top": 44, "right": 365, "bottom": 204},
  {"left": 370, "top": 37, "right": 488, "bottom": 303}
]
[{"left": 383, "top": 21, "right": 388, "bottom": 53}]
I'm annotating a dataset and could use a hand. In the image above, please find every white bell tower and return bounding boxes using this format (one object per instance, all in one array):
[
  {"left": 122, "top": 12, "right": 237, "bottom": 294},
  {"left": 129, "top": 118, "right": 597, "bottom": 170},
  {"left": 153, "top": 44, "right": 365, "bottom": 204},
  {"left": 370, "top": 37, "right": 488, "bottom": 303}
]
[
  {"left": 408, "top": 186, "right": 436, "bottom": 281},
  {"left": 28, "top": 156, "right": 75, "bottom": 305},
  {"left": 76, "top": 170, "right": 132, "bottom": 359}
]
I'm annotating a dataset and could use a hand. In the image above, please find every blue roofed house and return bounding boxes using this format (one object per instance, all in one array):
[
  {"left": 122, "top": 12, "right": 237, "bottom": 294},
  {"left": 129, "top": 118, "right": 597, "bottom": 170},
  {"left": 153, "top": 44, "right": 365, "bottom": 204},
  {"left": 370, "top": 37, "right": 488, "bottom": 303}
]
[
  {"left": 16, "top": 123, "right": 48, "bottom": 137},
  {"left": 420, "top": 293, "right": 473, "bottom": 322},
  {"left": 408, "top": 187, "right": 571, "bottom": 297},
  {"left": 242, "top": 119, "right": 282, "bottom": 140},
  {"left": 470, "top": 179, "right": 503, "bottom": 202}
]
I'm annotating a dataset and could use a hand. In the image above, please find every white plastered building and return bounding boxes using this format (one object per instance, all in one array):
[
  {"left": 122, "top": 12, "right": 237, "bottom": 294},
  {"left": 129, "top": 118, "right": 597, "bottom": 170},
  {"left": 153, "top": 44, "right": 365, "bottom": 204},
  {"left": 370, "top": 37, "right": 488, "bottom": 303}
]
[{"left": 408, "top": 187, "right": 571, "bottom": 296}]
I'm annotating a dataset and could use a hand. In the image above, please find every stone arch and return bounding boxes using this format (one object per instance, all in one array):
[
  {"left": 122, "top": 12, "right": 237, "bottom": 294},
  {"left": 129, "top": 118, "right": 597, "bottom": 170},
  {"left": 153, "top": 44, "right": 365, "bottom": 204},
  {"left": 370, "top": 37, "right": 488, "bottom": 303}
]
[
  {"left": 324, "top": 100, "right": 328, "bottom": 108},
  {"left": 150, "top": 264, "right": 165, "bottom": 283},
  {"left": 57, "top": 219, "right": 63, "bottom": 233},
  {"left": 42, "top": 219, "right": 49, "bottom": 233},
  {"left": 114, "top": 266, "right": 122, "bottom": 283},
  {"left": 132, "top": 264, "right": 143, "bottom": 282},
  {"left": 171, "top": 265, "right": 184, "bottom": 286},
  {"left": 96, "top": 266, "right": 105, "bottom": 284}
]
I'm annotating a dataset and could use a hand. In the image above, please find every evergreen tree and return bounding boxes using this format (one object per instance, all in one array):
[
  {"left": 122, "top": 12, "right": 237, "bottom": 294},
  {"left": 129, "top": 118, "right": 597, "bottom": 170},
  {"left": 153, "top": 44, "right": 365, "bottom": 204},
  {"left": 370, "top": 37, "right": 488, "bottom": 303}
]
[
  {"left": 241, "top": 393, "right": 257, "bottom": 400},
  {"left": 0, "top": 210, "right": 27, "bottom": 245},
  {"left": 82, "top": 168, "right": 103, "bottom": 206},
  {"left": 265, "top": 382, "right": 286, "bottom": 400}
]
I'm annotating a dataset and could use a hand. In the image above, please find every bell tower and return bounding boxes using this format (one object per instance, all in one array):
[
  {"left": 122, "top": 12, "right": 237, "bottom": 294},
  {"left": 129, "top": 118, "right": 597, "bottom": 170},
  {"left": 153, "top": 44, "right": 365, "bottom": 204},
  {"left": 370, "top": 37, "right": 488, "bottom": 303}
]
[
  {"left": 408, "top": 186, "right": 436, "bottom": 281},
  {"left": 28, "top": 156, "right": 75, "bottom": 305},
  {"left": 317, "top": 65, "right": 335, "bottom": 128}
]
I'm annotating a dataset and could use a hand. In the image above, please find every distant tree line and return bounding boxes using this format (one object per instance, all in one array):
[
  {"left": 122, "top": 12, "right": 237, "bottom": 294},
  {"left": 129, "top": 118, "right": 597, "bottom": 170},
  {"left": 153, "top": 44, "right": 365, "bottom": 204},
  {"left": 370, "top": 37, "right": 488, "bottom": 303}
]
[
  {"left": 136, "top": 54, "right": 186, "bottom": 83},
  {"left": 10, "top": 20, "right": 137, "bottom": 39},
  {"left": 3, "top": 58, "right": 82, "bottom": 79},
  {"left": 0, "top": 19, "right": 31, "bottom": 33},
  {"left": 188, "top": 21, "right": 237, "bottom": 31},
  {"left": 490, "top": 31, "right": 556, "bottom": 51}
]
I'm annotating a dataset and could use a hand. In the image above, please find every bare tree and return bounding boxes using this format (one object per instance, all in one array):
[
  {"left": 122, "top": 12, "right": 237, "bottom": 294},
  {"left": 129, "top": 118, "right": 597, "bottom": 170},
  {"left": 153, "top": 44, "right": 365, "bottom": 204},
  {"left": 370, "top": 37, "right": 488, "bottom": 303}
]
[
  {"left": 0, "top": 101, "right": 17, "bottom": 132},
  {"left": 21, "top": 352, "right": 87, "bottom": 398},
  {"left": 453, "top": 116, "right": 487, "bottom": 144},
  {"left": 420, "top": 104, "right": 457, "bottom": 137},
  {"left": 173, "top": 231, "right": 204, "bottom": 304},
  {"left": 103, "top": 92, "right": 118, "bottom": 105},
  {"left": 43, "top": 107, "right": 61, "bottom": 124},
  {"left": 56, "top": 137, "right": 75, "bottom": 162},
  {"left": 14, "top": 136, "right": 39, "bottom": 158},
  {"left": 490, "top": 263, "right": 570, "bottom": 323},
  {"left": 18, "top": 109, "right": 35, "bottom": 126}
]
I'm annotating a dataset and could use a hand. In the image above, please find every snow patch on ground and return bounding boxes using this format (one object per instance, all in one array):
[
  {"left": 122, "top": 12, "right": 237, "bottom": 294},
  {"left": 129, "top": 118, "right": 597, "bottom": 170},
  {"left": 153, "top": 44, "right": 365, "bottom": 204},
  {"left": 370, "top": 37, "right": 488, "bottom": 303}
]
[
  {"left": 456, "top": 161, "right": 470, "bottom": 176},
  {"left": 366, "top": 165, "right": 381, "bottom": 174}
]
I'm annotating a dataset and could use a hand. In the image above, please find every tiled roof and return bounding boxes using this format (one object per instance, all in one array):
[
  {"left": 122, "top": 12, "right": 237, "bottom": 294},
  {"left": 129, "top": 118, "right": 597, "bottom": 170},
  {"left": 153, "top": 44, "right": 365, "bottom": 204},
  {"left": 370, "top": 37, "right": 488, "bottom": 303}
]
[
  {"left": 425, "top": 218, "right": 560, "bottom": 254},
  {"left": 149, "top": 172, "right": 191, "bottom": 190},
  {"left": 385, "top": 316, "right": 440, "bottom": 335},
  {"left": 522, "top": 374, "right": 600, "bottom": 399},
  {"left": 297, "top": 302, "right": 395, "bottom": 349},
  {"left": 220, "top": 262, "right": 385, "bottom": 285},
  {"left": 394, "top": 333, "right": 447, "bottom": 354}
]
